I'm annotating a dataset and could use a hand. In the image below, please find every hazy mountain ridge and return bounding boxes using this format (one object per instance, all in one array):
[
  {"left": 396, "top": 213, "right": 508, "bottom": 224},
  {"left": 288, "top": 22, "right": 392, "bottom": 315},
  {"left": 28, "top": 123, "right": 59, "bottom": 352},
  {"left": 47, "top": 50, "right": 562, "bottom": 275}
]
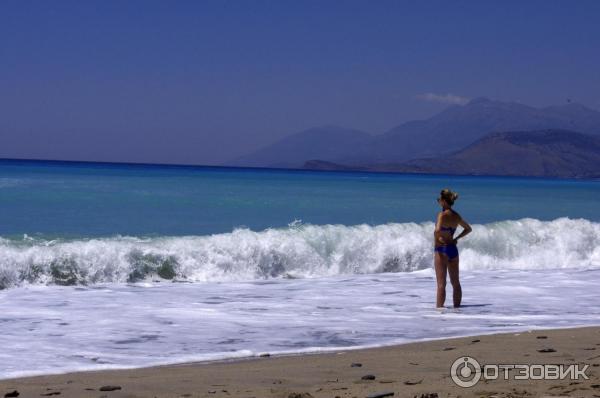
[
  {"left": 305, "top": 129, "right": 600, "bottom": 178},
  {"left": 228, "top": 125, "right": 372, "bottom": 168},
  {"left": 343, "top": 98, "right": 600, "bottom": 164},
  {"left": 229, "top": 98, "right": 600, "bottom": 169}
]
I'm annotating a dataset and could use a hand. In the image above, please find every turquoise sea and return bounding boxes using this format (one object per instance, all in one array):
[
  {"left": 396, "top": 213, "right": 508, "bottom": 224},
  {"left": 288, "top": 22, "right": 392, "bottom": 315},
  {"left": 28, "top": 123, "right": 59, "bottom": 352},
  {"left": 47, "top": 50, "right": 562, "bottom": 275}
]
[{"left": 1, "top": 159, "right": 598, "bottom": 238}]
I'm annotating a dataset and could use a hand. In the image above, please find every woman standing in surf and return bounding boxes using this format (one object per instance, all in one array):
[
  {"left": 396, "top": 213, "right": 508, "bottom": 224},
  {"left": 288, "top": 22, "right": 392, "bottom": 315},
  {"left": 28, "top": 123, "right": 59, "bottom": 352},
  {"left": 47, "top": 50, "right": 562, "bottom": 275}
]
[{"left": 434, "top": 189, "right": 472, "bottom": 308}]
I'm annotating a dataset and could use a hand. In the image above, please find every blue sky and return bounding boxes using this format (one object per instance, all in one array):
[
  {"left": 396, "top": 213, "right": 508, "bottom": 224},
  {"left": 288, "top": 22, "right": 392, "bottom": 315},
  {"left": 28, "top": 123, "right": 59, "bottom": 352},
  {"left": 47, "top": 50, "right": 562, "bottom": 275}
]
[{"left": 1, "top": 0, "right": 599, "bottom": 164}]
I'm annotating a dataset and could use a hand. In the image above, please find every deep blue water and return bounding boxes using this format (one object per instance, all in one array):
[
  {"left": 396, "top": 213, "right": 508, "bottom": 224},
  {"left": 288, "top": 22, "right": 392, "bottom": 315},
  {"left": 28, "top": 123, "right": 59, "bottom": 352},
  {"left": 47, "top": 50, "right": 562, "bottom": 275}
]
[{"left": 0, "top": 159, "right": 598, "bottom": 238}]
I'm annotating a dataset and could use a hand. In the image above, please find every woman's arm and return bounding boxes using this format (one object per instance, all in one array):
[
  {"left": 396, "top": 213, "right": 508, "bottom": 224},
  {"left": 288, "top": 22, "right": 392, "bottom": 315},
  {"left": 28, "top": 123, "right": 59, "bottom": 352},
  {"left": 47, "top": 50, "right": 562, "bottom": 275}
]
[{"left": 453, "top": 216, "right": 472, "bottom": 243}]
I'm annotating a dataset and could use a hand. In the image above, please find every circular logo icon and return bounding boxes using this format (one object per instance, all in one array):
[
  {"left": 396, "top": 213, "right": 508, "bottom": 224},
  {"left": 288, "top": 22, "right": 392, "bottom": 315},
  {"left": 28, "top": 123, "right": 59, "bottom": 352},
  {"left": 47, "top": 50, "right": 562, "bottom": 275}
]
[{"left": 450, "top": 356, "right": 482, "bottom": 387}]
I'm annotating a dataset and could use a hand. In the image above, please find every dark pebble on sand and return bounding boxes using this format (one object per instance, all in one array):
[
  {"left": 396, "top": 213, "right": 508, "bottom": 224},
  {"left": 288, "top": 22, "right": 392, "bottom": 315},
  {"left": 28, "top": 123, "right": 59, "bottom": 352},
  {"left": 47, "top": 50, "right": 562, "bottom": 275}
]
[
  {"left": 537, "top": 348, "right": 556, "bottom": 353},
  {"left": 404, "top": 379, "right": 423, "bottom": 385},
  {"left": 536, "top": 336, "right": 548, "bottom": 339},
  {"left": 591, "top": 384, "right": 600, "bottom": 388},
  {"left": 98, "top": 386, "right": 121, "bottom": 392},
  {"left": 415, "top": 394, "right": 438, "bottom": 398},
  {"left": 471, "top": 339, "right": 480, "bottom": 343},
  {"left": 351, "top": 362, "right": 362, "bottom": 367},
  {"left": 287, "top": 393, "right": 314, "bottom": 398},
  {"left": 361, "top": 375, "right": 376, "bottom": 380},
  {"left": 41, "top": 392, "right": 61, "bottom": 396},
  {"left": 366, "top": 392, "right": 394, "bottom": 398},
  {"left": 442, "top": 347, "right": 455, "bottom": 351},
  {"left": 4, "top": 392, "right": 19, "bottom": 398}
]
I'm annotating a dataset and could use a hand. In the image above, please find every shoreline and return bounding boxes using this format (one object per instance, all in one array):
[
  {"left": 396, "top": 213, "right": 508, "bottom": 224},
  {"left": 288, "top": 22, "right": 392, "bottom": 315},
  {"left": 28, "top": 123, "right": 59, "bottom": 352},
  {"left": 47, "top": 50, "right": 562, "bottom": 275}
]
[
  {"left": 3, "top": 322, "right": 594, "bottom": 381},
  {"left": 2, "top": 326, "right": 599, "bottom": 398}
]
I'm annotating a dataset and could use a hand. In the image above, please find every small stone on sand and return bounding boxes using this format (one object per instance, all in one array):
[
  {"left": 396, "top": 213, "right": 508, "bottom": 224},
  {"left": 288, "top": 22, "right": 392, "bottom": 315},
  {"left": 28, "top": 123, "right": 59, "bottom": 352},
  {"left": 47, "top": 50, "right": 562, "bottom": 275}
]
[
  {"left": 287, "top": 393, "right": 314, "bottom": 398},
  {"left": 537, "top": 348, "right": 557, "bottom": 353},
  {"left": 99, "top": 385, "right": 121, "bottom": 391},
  {"left": 366, "top": 392, "right": 394, "bottom": 398}
]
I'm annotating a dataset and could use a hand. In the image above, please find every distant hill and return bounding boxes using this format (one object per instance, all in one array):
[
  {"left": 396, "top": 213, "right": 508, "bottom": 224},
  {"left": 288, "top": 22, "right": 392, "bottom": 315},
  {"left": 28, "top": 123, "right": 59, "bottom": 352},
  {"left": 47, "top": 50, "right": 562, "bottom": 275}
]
[
  {"left": 339, "top": 98, "right": 600, "bottom": 164},
  {"left": 228, "top": 125, "right": 371, "bottom": 168},
  {"left": 230, "top": 99, "right": 600, "bottom": 168},
  {"left": 305, "top": 129, "right": 600, "bottom": 178},
  {"left": 302, "top": 160, "right": 366, "bottom": 171}
]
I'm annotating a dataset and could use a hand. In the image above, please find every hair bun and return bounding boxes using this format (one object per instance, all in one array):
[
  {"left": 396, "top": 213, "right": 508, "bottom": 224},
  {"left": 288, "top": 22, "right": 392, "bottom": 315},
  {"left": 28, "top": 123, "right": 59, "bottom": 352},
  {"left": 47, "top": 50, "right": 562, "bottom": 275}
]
[{"left": 440, "top": 188, "right": 459, "bottom": 205}]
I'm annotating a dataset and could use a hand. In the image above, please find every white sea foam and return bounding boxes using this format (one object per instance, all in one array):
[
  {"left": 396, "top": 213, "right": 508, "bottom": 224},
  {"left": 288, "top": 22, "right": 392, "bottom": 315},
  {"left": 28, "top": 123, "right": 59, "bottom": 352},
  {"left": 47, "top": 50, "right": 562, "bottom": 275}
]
[
  {"left": 1, "top": 268, "right": 599, "bottom": 379},
  {"left": 1, "top": 217, "right": 599, "bottom": 289}
]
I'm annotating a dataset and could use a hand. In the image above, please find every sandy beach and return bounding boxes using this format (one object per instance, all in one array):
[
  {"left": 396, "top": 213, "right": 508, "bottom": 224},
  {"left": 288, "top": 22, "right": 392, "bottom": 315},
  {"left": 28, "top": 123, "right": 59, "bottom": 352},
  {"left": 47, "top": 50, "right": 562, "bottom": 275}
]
[{"left": 2, "top": 326, "right": 599, "bottom": 398}]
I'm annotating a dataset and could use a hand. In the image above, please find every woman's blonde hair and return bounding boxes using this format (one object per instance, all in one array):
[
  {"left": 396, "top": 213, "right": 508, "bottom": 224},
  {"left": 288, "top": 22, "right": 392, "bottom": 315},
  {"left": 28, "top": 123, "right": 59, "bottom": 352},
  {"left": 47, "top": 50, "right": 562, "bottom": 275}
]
[{"left": 440, "top": 188, "right": 459, "bottom": 206}]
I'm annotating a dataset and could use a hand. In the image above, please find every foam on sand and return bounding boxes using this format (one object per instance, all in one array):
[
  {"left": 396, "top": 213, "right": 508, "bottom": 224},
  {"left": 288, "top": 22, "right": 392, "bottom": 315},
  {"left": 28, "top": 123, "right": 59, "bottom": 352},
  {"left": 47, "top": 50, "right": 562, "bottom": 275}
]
[{"left": 1, "top": 267, "right": 599, "bottom": 379}]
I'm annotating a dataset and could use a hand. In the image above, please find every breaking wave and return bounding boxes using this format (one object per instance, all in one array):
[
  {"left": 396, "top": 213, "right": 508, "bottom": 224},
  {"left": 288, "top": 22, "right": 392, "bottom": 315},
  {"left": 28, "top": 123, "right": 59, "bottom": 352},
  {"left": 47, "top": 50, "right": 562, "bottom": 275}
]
[{"left": 1, "top": 218, "right": 599, "bottom": 289}]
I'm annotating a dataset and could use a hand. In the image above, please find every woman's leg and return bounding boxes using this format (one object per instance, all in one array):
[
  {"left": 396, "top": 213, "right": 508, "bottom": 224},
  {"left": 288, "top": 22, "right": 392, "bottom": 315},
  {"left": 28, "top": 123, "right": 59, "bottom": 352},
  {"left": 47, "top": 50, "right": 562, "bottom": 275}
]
[
  {"left": 434, "top": 251, "right": 447, "bottom": 308},
  {"left": 448, "top": 256, "right": 462, "bottom": 308}
]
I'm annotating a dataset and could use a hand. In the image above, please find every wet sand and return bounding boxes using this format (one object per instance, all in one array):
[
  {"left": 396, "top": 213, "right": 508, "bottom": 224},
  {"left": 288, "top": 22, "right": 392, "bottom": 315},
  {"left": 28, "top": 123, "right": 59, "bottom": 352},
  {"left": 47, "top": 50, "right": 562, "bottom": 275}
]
[{"left": 2, "top": 327, "right": 599, "bottom": 398}]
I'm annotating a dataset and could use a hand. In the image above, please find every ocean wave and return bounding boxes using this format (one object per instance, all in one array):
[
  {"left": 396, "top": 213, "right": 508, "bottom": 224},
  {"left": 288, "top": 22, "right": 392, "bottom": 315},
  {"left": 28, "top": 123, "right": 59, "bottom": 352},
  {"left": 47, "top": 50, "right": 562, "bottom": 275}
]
[{"left": 1, "top": 218, "right": 599, "bottom": 289}]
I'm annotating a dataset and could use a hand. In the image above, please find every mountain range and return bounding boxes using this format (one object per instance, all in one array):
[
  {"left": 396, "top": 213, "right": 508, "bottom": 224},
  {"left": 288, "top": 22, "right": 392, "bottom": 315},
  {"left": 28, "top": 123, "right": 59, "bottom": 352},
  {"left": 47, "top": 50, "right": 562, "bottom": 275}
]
[
  {"left": 227, "top": 98, "right": 600, "bottom": 178},
  {"left": 305, "top": 129, "right": 600, "bottom": 178},
  {"left": 230, "top": 125, "right": 371, "bottom": 168}
]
